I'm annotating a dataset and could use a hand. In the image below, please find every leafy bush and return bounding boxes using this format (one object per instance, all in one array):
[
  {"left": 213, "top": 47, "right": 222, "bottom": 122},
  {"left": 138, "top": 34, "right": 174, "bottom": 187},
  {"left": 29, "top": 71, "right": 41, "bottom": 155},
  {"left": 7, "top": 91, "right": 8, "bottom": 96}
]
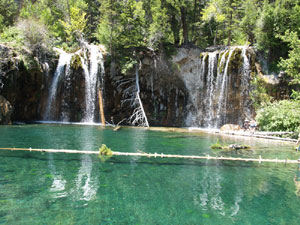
[
  {"left": 256, "top": 100, "right": 300, "bottom": 132},
  {"left": 0, "top": 26, "right": 24, "bottom": 47}
]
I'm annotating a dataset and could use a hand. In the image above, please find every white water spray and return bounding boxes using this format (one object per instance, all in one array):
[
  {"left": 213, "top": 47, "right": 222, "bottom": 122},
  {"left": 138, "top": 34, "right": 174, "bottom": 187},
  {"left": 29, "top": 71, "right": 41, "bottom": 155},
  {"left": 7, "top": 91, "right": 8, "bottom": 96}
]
[
  {"left": 44, "top": 50, "right": 72, "bottom": 120},
  {"left": 80, "top": 44, "right": 105, "bottom": 123}
]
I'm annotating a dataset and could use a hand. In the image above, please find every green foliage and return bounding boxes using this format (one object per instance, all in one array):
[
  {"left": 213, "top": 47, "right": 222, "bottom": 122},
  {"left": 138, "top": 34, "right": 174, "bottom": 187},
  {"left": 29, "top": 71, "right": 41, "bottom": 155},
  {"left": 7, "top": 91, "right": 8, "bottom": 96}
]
[
  {"left": 147, "top": 0, "right": 173, "bottom": 49},
  {"left": 256, "top": 100, "right": 300, "bottom": 132},
  {"left": 0, "top": 26, "right": 24, "bottom": 46},
  {"left": 0, "top": 0, "right": 18, "bottom": 28},
  {"left": 99, "top": 144, "right": 113, "bottom": 162},
  {"left": 60, "top": 6, "right": 87, "bottom": 44},
  {"left": 255, "top": 0, "right": 300, "bottom": 64},
  {"left": 240, "top": 0, "right": 259, "bottom": 44},
  {"left": 278, "top": 30, "right": 300, "bottom": 85},
  {"left": 95, "top": 0, "right": 147, "bottom": 52},
  {"left": 250, "top": 76, "right": 272, "bottom": 109},
  {"left": 70, "top": 54, "right": 82, "bottom": 70},
  {"left": 211, "top": 140, "right": 224, "bottom": 149},
  {"left": 120, "top": 57, "right": 137, "bottom": 75}
]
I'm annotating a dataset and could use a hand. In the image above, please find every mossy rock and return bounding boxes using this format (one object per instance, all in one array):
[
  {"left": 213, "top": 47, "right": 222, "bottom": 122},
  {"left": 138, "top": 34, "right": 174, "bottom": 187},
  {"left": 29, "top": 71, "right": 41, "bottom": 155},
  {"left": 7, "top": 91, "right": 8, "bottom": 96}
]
[
  {"left": 227, "top": 48, "right": 242, "bottom": 74},
  {"left": 70, "top": 54, "right": 82, "bottom": 70},
  {"left": 211, "top": 142, "right": 251, "bottom": 150}
]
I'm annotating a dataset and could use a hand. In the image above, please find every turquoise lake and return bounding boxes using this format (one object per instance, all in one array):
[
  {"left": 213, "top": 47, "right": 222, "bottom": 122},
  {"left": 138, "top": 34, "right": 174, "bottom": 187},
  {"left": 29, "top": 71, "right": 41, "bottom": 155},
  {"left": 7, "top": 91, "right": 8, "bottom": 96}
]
[{"left": 0, "top": 124, "right": 300, "bottom": 224}]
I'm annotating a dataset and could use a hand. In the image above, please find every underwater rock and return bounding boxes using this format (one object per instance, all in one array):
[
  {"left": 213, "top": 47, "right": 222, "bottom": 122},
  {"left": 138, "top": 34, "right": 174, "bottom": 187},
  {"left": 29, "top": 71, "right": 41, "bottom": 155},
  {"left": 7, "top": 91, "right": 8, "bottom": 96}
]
[{"left": 0, "top": 95, "right": 13, "bottom": 125}]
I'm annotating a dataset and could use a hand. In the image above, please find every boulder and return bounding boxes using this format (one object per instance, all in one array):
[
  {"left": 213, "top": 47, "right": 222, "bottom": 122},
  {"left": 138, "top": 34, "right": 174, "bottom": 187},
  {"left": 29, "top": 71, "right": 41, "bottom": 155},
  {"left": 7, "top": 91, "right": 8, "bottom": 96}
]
[
  {"left": 0, "top": 95, "right": 13, "bottom": 125},
  {"left": 220, "top": 124, "right": 241, "bottom": 132}
]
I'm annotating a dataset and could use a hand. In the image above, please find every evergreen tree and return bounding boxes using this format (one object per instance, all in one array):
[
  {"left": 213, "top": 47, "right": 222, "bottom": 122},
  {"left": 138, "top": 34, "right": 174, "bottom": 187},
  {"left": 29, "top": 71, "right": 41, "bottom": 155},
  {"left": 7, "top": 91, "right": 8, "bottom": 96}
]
[
  {"left": 0, "top": 0, "right": 18, "bottom": 29},
  {"left": 240, "top": 0, "right": 259, "bottom": 45}
]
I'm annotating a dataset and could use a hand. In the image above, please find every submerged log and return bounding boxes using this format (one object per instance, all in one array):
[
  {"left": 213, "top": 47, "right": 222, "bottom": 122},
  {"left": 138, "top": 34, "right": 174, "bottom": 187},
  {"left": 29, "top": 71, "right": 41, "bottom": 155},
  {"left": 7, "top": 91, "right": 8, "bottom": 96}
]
[{"left": 0, "top": 147, "right": 299, "bottom": 164}]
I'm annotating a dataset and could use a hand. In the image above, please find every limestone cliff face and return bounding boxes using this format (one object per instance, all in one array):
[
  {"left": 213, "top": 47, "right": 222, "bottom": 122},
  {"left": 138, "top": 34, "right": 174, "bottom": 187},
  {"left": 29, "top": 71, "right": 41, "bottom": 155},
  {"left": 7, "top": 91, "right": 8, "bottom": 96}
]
[
  {"left": 172, "top": 46, "right": 256, "bottom": 127},
  {"left": 0, "top": 44, "right": 287, "bottom": 128},
  {"left": 0, "top": 95, "right": 13, "bottom": 125}
]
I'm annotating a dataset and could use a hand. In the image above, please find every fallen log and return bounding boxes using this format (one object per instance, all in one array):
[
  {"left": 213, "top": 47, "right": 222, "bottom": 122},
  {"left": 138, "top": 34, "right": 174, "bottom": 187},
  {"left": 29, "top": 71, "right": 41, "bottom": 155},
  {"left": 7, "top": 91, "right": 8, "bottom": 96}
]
[
  {"left": 0, "top": 147, "right": 299, "bottom": 164},
  {"left": 220, "top": 131, "right": 297, "bottom": 142}
]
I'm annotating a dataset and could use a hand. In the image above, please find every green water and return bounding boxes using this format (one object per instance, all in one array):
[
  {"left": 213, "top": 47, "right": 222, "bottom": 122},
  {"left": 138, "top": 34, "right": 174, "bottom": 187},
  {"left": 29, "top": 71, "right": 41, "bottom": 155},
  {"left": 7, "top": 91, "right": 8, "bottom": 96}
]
[{"left": 0, "top": 124, "right": 300, "bottom": 224}]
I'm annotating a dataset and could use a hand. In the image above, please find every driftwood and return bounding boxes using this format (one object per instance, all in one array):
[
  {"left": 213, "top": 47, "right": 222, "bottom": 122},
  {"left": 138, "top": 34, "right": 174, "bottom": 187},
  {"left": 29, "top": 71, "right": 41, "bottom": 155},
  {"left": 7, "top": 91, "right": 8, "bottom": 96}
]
[
  {"left": 0, "top": 147, "right": 299, "bottom": 164},
  {"left": 113, "top": 126, "right": 121, "bottom": 131},
  {"left": 219, "top": 131, "right": 297, "bottom": 142}
]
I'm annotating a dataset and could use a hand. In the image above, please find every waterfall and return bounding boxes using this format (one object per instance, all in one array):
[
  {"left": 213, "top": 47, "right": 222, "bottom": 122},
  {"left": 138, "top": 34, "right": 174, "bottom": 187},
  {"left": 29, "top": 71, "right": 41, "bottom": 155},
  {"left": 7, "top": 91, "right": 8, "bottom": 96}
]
[
  {"left": 205, "top": 52, "right": 218, "bottom": 128},
  {"left": 81, "top": 44, "right": 105, "bottom": 123},
  {"left": 44, "top": 50, "right": 72, "bottom": 121},
  {"left": 240, "top": 47, "right": 252, "bottom": 120},
  {"left": 214, "top": 48, "right": 235, "bottom": 128},
  {"left": 44, "top": 44, "right": 105, "bottom": 123},
  {"left": 186, "top": 46, "right": 253, "bottom": 128}
]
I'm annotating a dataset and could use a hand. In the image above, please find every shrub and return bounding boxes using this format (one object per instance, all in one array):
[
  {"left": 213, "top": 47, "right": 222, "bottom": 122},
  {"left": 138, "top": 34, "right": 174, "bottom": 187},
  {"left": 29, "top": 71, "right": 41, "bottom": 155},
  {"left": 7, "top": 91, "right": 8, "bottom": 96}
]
[
  {"left": 17, "top": 18, "right": 51, "bottom": 53},
  {"left": 255, "top": 100, "right": 300, "bottom": 132}
]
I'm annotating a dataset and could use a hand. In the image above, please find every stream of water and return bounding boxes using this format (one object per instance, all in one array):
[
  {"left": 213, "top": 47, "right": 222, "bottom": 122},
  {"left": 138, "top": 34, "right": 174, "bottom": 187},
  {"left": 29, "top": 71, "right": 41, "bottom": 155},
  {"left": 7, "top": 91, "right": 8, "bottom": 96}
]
[{"left": 0, "top": 124, "right": 299, "bottom": 224}]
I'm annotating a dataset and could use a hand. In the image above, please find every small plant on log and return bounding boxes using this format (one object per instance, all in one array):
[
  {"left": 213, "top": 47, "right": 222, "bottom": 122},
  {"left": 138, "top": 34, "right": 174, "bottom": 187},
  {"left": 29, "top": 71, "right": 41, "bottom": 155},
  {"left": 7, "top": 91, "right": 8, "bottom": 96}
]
[
  {"left": 210, "top": 140, "right": 224, "bottom": 149},
  {"left": 99, "top": 144, "right": 113, "bottom": 162}
]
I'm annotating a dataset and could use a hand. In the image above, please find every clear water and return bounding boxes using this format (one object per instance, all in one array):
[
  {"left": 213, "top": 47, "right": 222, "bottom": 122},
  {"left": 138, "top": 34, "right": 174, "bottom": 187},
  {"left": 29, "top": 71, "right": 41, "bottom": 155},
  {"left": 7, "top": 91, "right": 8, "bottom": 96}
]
[{"left": 0, "top": 124, "right": 300, "bottom": 224}]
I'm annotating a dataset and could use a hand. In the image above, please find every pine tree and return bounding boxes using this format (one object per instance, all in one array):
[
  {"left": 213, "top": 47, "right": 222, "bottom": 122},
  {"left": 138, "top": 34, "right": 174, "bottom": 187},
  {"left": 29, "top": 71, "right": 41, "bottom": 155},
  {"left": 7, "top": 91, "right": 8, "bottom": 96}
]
[{"left": 0, "top": 0, "right": 18, "bottom": 28}]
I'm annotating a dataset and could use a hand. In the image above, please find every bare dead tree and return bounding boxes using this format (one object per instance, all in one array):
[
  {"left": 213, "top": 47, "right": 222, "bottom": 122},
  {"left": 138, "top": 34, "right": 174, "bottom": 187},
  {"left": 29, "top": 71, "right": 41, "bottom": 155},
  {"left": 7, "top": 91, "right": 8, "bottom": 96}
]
[{"left": 117, "top": 62, "right": 149, "bottom": 127}]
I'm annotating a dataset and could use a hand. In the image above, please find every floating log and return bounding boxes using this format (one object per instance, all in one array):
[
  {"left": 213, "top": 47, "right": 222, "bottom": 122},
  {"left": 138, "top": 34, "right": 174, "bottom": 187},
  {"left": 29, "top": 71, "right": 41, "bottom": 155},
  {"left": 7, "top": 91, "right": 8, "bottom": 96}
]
[
  {"left": 255, "top": 131, "right": 294, "bottom": 136},
  {"left": 0, "top": 147, "right": 299, "bottom": 164},
  {"left": 219, "top": 131, "right": 297, "bottom": 142}
]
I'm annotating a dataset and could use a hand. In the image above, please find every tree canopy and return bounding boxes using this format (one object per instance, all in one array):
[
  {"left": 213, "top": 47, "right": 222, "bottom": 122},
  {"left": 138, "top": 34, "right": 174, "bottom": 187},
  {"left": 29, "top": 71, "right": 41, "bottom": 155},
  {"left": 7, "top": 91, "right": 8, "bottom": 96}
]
[{"left": 1, "top": 0, "right": 300, "bottom": 75}]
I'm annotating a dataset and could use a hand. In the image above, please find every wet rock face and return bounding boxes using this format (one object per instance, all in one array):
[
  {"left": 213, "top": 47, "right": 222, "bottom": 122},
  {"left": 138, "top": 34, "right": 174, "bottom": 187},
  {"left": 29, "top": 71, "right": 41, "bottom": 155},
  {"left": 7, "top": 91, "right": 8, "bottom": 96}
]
[
  {"left": 104, "top": 52, "right": 189, "bottom": 127},
  {"left": 0, "top": 44, "right": 56, "bottom": 122},
  {"left": 1, "top": 44, "right": 257, "bottom": 127},
  {"left": 0, "top": 95, "right": 13, "bottom": 125},
  {"left": 173, "top": 46, "right": 256, "bottom": 128},
  {"left": 49, "top": 66, "right": 86, "bottom": 122}
]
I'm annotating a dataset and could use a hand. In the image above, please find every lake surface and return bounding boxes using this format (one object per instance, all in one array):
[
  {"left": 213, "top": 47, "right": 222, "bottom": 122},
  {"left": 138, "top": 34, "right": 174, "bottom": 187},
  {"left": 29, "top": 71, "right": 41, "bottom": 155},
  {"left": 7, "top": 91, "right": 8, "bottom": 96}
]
[{"left": 0, "top": 124, "right": 299, "bottom": 224}]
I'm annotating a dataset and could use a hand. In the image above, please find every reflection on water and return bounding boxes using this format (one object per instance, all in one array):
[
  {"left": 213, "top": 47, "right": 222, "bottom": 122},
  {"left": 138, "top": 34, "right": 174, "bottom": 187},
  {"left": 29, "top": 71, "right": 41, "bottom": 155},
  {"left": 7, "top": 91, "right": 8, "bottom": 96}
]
[
  {"left": 194, "top": 161, "right": 225, "bottom": 216},
  {"left": 74, "top": 155, "right": 98, "bottom": 201},
  {"left": 46, "top": 126, "right": 99, "bottom": 202},
  {"left": 74, "top": 127, "right": 98, "bottom": 202},
  {"left": 129, "top": 128, "right": 147, "bottom": 170},
  {"left": 48, "top": 154, "right": 67, "bottom": 199}
]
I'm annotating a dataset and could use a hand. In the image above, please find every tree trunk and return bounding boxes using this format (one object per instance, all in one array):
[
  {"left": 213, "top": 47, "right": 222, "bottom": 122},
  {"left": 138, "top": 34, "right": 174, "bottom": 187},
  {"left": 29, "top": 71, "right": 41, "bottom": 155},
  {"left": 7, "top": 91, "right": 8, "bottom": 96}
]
[
  {"left": 171, "top": 14, "right": 180, "bottom": 45},
  {"left": 191, "top": 0, "right": 197, "bottom": 40},
  {"left": 180, "top": 6, "right": 189, "bottom": 45}
]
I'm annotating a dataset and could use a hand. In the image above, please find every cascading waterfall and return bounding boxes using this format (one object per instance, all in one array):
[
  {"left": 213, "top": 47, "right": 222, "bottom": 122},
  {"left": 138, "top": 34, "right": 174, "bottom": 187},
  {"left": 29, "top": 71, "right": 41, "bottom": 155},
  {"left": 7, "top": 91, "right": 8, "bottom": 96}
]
[
  {"left": 44, "top": 44, "right": 105, "bottom": 123},
  {"left": 214, "top": 48, "right": 235, "bottom": 128},
  {"left": 81, "top": 44, "right": 105, "bottom": 123},
  {"left": 44, "top": 50, "right": 73, "bottom": 121},
  {"left": 205, "top": 52, "right": 218, "bottom": 127},
  {"left": 186, "top": 46, "right": 254, "bottom": 128},
  {"left": 240, "top": 46, "right": 252, "bottom": 118}
]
